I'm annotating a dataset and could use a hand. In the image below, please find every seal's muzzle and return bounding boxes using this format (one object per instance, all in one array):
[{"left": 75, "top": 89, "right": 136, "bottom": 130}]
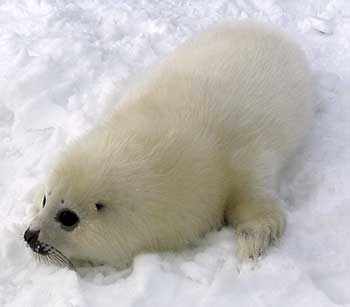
[
  {"left": 24, "top": 228, "right": 49, "bottom": 255},
  {"left": 24, "top": 227, "right": 74, "bottom": 269}
]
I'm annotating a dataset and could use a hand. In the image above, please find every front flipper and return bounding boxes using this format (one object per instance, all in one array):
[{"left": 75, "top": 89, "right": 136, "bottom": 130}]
[{"left": 225, "top": 196, "right": 286, "bottom": 261}]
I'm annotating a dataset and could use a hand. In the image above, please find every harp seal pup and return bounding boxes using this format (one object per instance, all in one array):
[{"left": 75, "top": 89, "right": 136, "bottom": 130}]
[{"left": 24, "top": 21, "right": 313, "bottom": 269}]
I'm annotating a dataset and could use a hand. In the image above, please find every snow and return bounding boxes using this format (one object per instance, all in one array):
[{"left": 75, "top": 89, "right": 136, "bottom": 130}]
[{"left": 1, "top": 0, "right": 350, "bottom": 306}]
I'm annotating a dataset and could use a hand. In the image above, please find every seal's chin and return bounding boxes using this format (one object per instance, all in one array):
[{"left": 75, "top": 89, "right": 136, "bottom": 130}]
[{"left": 28, "top": 241, "right": 74, "bottom": 270}]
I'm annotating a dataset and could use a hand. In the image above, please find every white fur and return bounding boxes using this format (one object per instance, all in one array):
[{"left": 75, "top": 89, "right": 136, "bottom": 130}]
[{"left": 27, "top": 21, "right": 313, "bottom": 268}]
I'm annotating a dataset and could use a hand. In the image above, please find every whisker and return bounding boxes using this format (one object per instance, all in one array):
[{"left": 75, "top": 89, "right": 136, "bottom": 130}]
[
  {"left": 27, "top": 240, "right": 74, "bottom": 270},
  {"left": 49, "top": 254, "right": 63, "bottom": 266},
  {"left": 50, "top": 250, "right": 74, "bottom": 269},
  {"left": 50, "top": 251, "right": 66, "bottom": 263}
]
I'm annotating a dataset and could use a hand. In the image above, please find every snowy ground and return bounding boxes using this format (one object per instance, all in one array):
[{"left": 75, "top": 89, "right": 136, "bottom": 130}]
[{"left": 1, "top": 0, "right": 350, "bottom": 306}]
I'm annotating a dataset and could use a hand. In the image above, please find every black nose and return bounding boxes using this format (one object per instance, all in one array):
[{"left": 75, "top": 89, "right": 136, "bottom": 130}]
[{"left": 24, "top": 228, "right": 40, "bottom": 245}]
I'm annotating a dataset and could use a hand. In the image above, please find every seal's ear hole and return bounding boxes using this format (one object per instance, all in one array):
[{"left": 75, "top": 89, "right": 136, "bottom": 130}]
[
  {"left": 95, "top": 203, "right": 105, "bottom": 211},
  {"left": 42, "top": 195, "right": 46, "bottom": 208}
]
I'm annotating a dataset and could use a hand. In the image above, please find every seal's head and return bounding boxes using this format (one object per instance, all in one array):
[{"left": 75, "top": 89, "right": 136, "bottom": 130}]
[{"left": 23, "top": 130, "right": 154, "bottom": 269}]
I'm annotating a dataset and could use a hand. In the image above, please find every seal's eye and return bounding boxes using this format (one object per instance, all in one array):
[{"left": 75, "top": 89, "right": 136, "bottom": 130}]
[
  {"left": 95, "top": 203, "right": 104, "bottom": 211},
  {"left": 42, "top": 195, "right": 46, "bottom": 208},
  {"left": 56, "top": 210, "right": 79, "bottom": 230}
]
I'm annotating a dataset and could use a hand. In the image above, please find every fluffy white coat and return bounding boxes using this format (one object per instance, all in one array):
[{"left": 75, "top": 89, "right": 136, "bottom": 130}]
[{"left": 27, "top": 21, "right": 313, "bottom": 268}]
